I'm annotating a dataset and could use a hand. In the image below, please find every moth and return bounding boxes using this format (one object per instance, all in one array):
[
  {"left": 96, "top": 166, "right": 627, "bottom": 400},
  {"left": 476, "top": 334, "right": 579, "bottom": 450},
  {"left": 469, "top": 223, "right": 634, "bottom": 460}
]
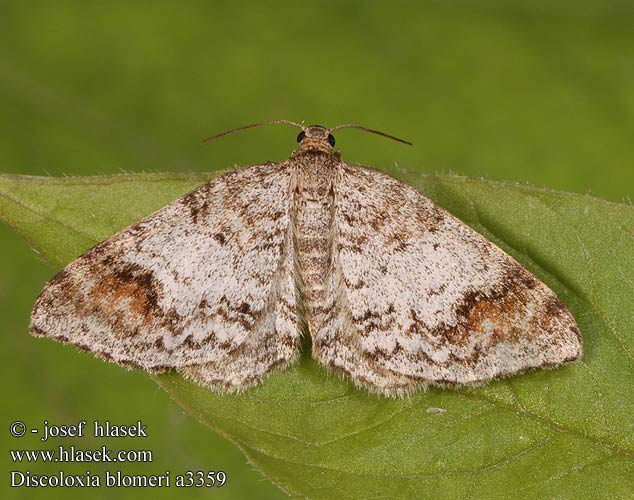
[{"left": 30, "top": 120, "right": 582, "bottom": 396}]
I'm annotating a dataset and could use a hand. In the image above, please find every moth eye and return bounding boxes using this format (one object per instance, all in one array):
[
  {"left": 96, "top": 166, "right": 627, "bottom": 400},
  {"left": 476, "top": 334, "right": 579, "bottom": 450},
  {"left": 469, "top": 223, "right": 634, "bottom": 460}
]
[
  {"left": 296, "top": 131, "right": 306, "bottom": 143},
  {"left": 327, "top": 134, "right": 336, "bottom": 147}
]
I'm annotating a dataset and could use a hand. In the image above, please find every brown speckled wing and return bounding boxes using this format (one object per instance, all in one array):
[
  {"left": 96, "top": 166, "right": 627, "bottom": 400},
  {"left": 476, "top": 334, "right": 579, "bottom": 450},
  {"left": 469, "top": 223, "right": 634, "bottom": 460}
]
[
  {"left": 311, "top": 163, "right": 582, "bottom": 396},
  {"left": 30, "top": 162, "right": 300, "bottom": 392}
]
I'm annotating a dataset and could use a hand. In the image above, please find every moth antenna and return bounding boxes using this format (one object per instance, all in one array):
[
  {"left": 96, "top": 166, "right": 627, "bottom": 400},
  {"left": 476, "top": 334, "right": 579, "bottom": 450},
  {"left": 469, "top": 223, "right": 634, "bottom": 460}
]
[
  {"left": 202, "top": 120, "right": 306, "bottom": 144},
  {"left": 329, "top": 124, "right": 413, "bottom": 146}
]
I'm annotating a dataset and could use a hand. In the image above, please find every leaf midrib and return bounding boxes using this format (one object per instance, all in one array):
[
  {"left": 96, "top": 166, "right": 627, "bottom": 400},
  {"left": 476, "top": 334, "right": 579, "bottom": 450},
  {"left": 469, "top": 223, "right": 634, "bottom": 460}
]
[
  {"left": 0, "top": 187, "right": 98, "bottom": 243},
  {"left": 237, "top": 433, "right": 559, "bottom": 480}
]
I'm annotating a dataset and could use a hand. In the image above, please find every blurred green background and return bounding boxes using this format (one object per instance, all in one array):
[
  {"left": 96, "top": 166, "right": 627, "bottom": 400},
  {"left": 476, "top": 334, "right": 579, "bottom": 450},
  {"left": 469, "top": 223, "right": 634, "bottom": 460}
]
[{"left": 1, "top": 1, "right": 632, "bottom": 499}]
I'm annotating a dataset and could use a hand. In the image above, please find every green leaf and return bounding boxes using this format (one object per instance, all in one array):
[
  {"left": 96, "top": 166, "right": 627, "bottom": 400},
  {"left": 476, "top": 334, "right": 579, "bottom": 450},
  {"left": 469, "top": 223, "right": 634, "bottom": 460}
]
[{"left": 1, "top": 172, "right": 632, "bottom": 500}]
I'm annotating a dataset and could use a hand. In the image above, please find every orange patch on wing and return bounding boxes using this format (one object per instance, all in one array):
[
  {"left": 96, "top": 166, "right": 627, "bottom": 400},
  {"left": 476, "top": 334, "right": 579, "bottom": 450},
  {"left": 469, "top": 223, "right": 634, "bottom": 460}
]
[
  {"left": 79, "top": 271, "right": 158, "bottom": 333},
  {"left": 467, "top": 295, "right": 525, "bottom": 347}
]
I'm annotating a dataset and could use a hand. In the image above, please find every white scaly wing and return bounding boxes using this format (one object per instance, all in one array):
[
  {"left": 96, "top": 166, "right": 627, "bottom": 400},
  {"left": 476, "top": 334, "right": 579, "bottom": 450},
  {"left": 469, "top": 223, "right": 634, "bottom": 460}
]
[
  {"left": 312, "top": 164, "right": 581, "bottom": 396},
  {"left": 30, "top": 162, "right": 300, "bottom": 391}
]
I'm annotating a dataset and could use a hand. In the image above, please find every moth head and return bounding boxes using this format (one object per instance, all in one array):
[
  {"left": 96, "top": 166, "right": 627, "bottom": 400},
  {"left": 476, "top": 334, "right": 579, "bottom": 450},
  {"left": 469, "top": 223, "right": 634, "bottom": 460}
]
[{"left": 296, "top": 125, "right": 336, "bottom": 154}]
